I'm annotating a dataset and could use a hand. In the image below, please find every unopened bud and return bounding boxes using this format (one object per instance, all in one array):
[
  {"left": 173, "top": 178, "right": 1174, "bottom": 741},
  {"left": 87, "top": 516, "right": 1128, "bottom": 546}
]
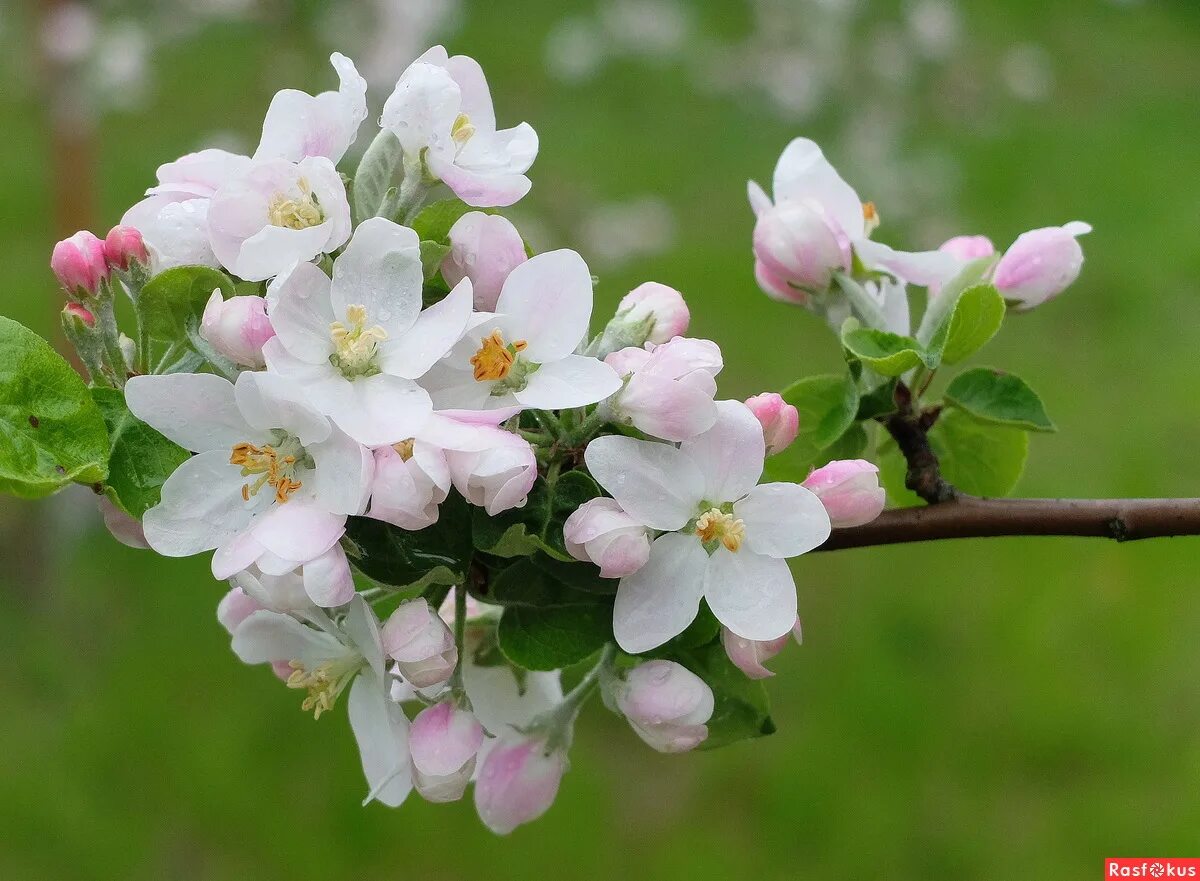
[
  {"left": 744, "top": 392, "right": 800, "bottom": 455},
  {"left": 51, "top": 231, "right": 108, "bottom": 298},
  {"left": 381, "top": 598, "right": 457, "bottom": 689},
  {"left": 103, "top": 225, "right": 149, "bottom": 271}
]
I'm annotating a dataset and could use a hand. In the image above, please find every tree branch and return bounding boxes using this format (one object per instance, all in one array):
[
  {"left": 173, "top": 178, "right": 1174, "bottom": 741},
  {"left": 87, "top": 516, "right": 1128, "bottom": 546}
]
[{"left": 818, "top": 496, "right": 1200, "bottom": 551}]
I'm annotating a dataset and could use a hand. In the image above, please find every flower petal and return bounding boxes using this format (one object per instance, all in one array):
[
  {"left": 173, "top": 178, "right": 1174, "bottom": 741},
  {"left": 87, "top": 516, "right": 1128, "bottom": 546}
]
[
  {"left": 613, "top": 533, "right": 708, "bottom": 653},
  {"left": 679, "top": 400, "right": 765, "bottom": 503},
  {"left": 231, "top": 608, "right": 345, "bottom": 666},
  {"left": 772, "top": 137, "right": 864, "bottom": 239},
  {"left": 380, "top": 278, "right": 473, "bottom": 379},
  {"left": 308, "top": 427, "right": 373, "bottom": 515},
  {"left": 703, "top": 548, "right": 797, "bottom": 642},
  {"left": 233, "top": 370, "right": 331, "bottom": 446},
  {"left": 735, "top": 482, "right": 831, "bottom": 558},
  {"left": 331, "top": 217, "right": 423, "bottom": 335},
  {"left": 125, "top": 374, "right": 261, "bottom": 453},
  {"left": 142, "top": 450, "right": 257, "bottom": 556},
  {"left": 584, "top": 435, "right": 704, "bottom": 531},
  {"left": 266, "top": 260, "right": 336, "bottom": 364},
  {"left": 348, "top": 673, "right": 412, "bottom": 808},
  {"left": 513, "top": 354, "right": 621, "bottom": 410},
  {"left": 495, "top": 250, "right": 593, "bottom": 363}
]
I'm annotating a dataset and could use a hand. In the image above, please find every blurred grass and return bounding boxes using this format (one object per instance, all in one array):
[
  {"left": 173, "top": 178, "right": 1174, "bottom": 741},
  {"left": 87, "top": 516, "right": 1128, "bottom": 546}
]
[{"left": 2, "top": 1, "right": 1200, "bottom": 879}]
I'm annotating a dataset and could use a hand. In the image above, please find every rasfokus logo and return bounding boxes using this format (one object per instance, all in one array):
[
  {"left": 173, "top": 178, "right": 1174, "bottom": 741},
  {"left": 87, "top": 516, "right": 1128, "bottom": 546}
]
[{"left": 1106, "top": 859, "right": 1200, "bottom": 878}]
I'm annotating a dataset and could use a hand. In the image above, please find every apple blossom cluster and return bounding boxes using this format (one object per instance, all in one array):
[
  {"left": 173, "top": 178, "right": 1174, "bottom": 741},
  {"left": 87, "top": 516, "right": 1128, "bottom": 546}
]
[{"left": 20, "top": 43, "right": 1087, "bottom": 836}]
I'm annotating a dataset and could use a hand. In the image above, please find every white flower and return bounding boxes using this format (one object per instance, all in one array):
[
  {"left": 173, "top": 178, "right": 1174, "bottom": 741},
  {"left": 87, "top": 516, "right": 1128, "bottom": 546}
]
[
  {"left": 124, "top": 371, "right": 372, "bottom": 580},
  {"left": 208, "top": 156, "right": 351, "bottom": 282},
  {"left": 584, "top": 401, "right": 832, "bottom": 652},
  {"left": 422, "top": 249, "right": 621, "bottom": 412},
  {"left": 381, "top": 46, "right": 538, "bottom": 208},
  {"left": 230, "top": 542, "right": 356, "bottom": 610},
  {"left": 264, "top": 217, "right": 475, "bottom": 446},
  {"left": 254, "top": 53, "right": 368, "bottom": 165},
  {"left": 230, "top": 597, "right": 412, "bottom": 807}
]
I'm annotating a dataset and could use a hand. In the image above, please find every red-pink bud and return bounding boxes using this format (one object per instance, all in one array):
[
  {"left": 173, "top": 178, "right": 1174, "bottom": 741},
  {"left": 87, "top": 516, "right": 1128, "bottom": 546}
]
[
  {"left": 51, "top": 231, "right": 108, "bottom": 298},
  {"left": 744, "top": 392, "right": 799, "bottom": 455},
  {"left": 803, "top": 459, "right": 886, "bottom": 527},
  {"left": 62, "top": 302, "right": 96, "bottom": 328},
  {"left": 103, "top": 225, "right": 149, "bottom": 271}
]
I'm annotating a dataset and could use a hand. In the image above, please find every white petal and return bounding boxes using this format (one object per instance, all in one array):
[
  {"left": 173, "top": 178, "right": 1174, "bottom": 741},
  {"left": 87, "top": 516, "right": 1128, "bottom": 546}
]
[
  {"left": 254, "top": 53, "right": 367, "bottom": 164},
  {"left": 380, "top": 61, "right": 461, "bottom": 155},
  {"left": 513, "top": 354, "right": 621, "bottom": 410},
  {"left": 703, "top": 549, "right": 797, "bottom": 642},
  {"left": 231, "top": 608, "right": 344, "bottom": 666},
  {"left": 443, "top": 53, "right": 496, "bottom": 131},
  {"left": 331, "top": 217, "right": 423, "bottom": 335},
  {"left": 494, "top": 250, "right": 593, "bottom": 363},
  {"left": 584, "top": 435, "right": 704, "bottom": 531},
  {"left": 125, "top": 374, "right": 260, "bottom": 452},
  {"left": 380, "top": 278, "right": 473, "bottom": 379},
  {"left": 313, "top": 373, "right": 433, "bottom": 447},
  {"left": 735, "top": 483, "right": 831, "bottom": 558},
  {"left": 343, "top": 595, "right": 386, "bottom": 677},
  {"left": 854, "top": 239, "right": 963, "bottom": 287},
  {"left": 679, "top": 400, "right": 765, "bottom": 503},
  {"left": 613, "top": 533, "right": 708, "bottom": 653},
  {"left": 142, "top": 450, "right": 257, "bottom": 556},
  {"left": 233, "top": 370, "right": 331, "bottom": 446},
  {"left": 235, "top": 222, "right": 334, "bottom": 283},
  {"left": 772, "top": 138, "right": 864, "bottom": 239},
  {"left": 747, "top": 179, "right": 772, "bottom": 217},
  {"left": 464, "top": 657, "right": 562, "bottom": 737},
  {"left": 247, "top": 502, "right": 345, "bottom": 565},
  {"left": 618, "top": 374, "right": 717, "bottom": 442},
  {"left": 302, "top": 543, "right": 355, "bottom": 608},
  {"left": 308, "top": 428, "right": 373, "bottom": 515},
  {"left": 266, "top": 261, "right": 336, "bottom": 363},
  {"left": 348, "top": 673, "right": 412, "bottom": 808}
]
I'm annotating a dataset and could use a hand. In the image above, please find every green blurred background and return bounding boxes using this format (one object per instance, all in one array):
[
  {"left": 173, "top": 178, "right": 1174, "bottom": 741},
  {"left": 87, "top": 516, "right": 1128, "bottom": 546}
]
[{"left": 3, "top": 1, "right": 1200, "bottom": 878}]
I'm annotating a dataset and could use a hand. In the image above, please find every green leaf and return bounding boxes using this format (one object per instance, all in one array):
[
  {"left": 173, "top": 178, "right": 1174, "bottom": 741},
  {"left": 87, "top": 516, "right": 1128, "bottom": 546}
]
[
  {"left": 498, "top": 603, "right": 613, "bottom": 671},
  {"left": 915, "top": 254, "right": 999, "bottom": 344},
  {"left": 343, "top": 492, "right": 473, "bottom": 588},
  {"left": 669, "top": 642, "right": 775, "bottom": 750},
  {"left": 841, "top": 320, "right": 931, "bottom": 376},
  {"left": 930, "top": 408, "right": 1028, "bottom": 496},
  {"left": 780, "top": 373, "right": 860, "bottom": 451},
  {"left": 856, "top": 378, "right": 898, "bottom": 420},
  {"left": 0, "top": 317, "right": 109, "bottom": 498},
  {"left": 419, "top": 240, "right": 451, "bottom": 280},
  {"left": 484, "top": 556, "right": 613, "bottom": 608},
  {"left": 91, "top": 388, "right": 189, "bottom": 517},
  {"left": 820, "top": 421, "right": 869, "bottom": 463},
  {"left": 928, "top": 284, "right": 1005, "bottom": 366},
  {"left": 944, "top": 368, "right": 1056, "bottom": 432},
  {"left": 139, "top": 265, "right": 235, "bottom": 343},
  {"left": 472, "top": 469, "right": 602, "bottom": 560},
  {"left": 410, "top": 198, "right": 476, "bottom": 244},
  {"left": 352, "top": 130, "right": 403, "bottom": 224}
]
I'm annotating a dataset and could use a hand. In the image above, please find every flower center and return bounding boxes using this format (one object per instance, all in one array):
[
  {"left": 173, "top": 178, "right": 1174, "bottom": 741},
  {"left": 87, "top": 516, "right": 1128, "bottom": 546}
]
[
  {"left": 470, "top": 328, "right": 528, "bottom": 382},
  {"left": 451, "top": 112, "right": 476, "bottom": 149},
  {"left": 230, "top": 436, "right": 307, "bottom": 504},
  {"left": 285, "top": 655, "right": 362, "bottom": 719},
  {"left": 694, "top": 507, "right": 746, "bottom": 553},
  {"left": 268, "top": 177, "right": 324, "bottom": 230},
  {"left": 862, "top": 201, "right": 880, "bottom": 235},
  {"left": 330, "top": 304, "right": 388, "bottom": 378},
  {"left": 393, "top": 438, "right": 415, "bottom": 461}
]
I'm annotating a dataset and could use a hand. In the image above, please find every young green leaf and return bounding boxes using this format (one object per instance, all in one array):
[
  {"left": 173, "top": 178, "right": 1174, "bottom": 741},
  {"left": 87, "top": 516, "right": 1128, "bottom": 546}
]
[
  {"left": 91, "top": 387, "right": 189, "bottom": 517},
  {"left": 410, "top": 198, "right": 477, "bottom": 244},
  {"left": 929, "top": 408, "right": 1028, "bottom": 496},
  {"left": 944, "top": 368, "right": 1056, "bottom": 432},
  {"left": 352, "top": 129, "right": 403, "bottom": 224},
  {"left": 915, "top": 253, "right": 999, "bottom": 344},
  {"left": 419, "top": 240, "right": 452, "bottom": 281},
  {"left": 928, "top": 284, "right": 1005, "bottom": 366},
  {"left": 0, "top": 317, "right": 109, "bottom": 498},
  {"left": 781, "top": 373, "right": 861, "bottom": 451},
  {"left": 139, "top": 265, "right": 235, "bottom": 343},
  {"left": 841, "top": 321, "right": 931, "bottom": 377}
]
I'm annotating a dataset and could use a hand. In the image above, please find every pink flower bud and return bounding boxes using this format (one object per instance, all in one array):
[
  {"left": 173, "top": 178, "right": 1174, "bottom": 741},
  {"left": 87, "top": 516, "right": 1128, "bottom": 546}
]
[
  {"left": 381, "top": 598, "right": 457, "bottom": 688},
  {"left": 563, "top": 497, "right": 651, "bottom": 578},
  {"left": 617, "top": 282, "right": 690, "bottom": 344},
  {"left": 409, "top": 701, "right": 485, "bottom": 803},
  {"left": 103, "top": 225, "right": 149, "bottom": 270},
  {"left": 802, "top": 459, "right": 886, "bottom": 527},
  {"left": 51, "top": 231, "right": 109, "bottom": 298},
  {"left": 446, "top": 433, "right": 537, "bottom": 516},
  {"left": 993, "top": 221, "right": 1091, "bottom": 311},
  {"left": 63, "top": 302, "right": 96, "bottom": 328},
  {"left": 744, "top": 392, "right": 799, "bottom": 455},
  {"left": 612, "top": 660, "right": 714, "bottom": 753},
  {"left": 217, "top": 586, "right": 265, "bottom": 635},
  {"left": 939, "top": 234, "right": 996, "bottom": 262},
  {"left": 604, "top": 337, "right": 722, "bottom": 442},
  {"left": 474, "top": 735, "right": 567, "bottom": 834},
  {"left": 97, "top": 495, "right": 147, "bottom": 548},
  {"left": 721, "top": 620, "right": 802, "bottom": 680},
  {"left": 200, "top": 290, "right": 276, "bottom": 368},
  {"left": 443, "top": 212, "right": 528, "bottom": 311},
  {"left": 752, "top": 202, "right": 848, "bottom": 296}
]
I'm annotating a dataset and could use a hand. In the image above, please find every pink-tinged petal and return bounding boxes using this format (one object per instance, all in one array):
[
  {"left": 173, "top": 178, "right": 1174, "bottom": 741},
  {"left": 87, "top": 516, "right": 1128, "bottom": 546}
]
[
  {"left": 442, "top": 212, "right": 528, "bottom": 312},
  {"left": 613, "top": 660, "right": 714, "bottom": 753},
  {"left": 248, "top": 503, "right": 345, "bottom": 565},
  {"left": 149, "top": 148, "right": 251, "bottom": 198},
  {"left": 98, "top": 496, "right": 149, "bottom": 549},
  {"left": 721, "top": 626, "right": 793, "bottom": 680},
  {"left": 418, "top": 409, "right": 519, "bottom": 452},
  {"left": 231, "top": 608, "right": 346, "bottom": 666},
  {"left": 617, "top": 373, "right": 717, "bottom": 442},
  {"left": 746, "top": 179, "right": 773, "bottom": 217},
  {"left": 854, "top": 239, "right": 963, "bottom": 287},
  {"left": 348, "top": 673, "right": 412, "bottom": 808},
  {"left": 703, "top": 549, "right": 797, "bottom": 642},
  {"left": 331, "top": 216, "right": 423, "bottom": 333},
  {"left": 753, "top": 202, "right": 845, "bottom": 292},
  {"left": 993, "top": 222, "right": 1091, "bottom": 311},
  {"left": 772, "top": 138, "right": 864, "bottom": 239},
  {"left": 584, "top": 435, "right": 704, "bottom": 531},
  {"left": 381, "top": 279, "right": 473, "bottom": 379},
  {"left": 125, "top": 374, "right": 260, "bottom": 453},
  {"left": 743, "top": 392, "right": 799, "bottom": 455},
  {"left": 735, "top": 482, "right": 831, "bottom": 558},
  {"left": 802, "top": 459, "right": 886, "bottom": 528},
  {"left": 409, "top": 701, "right": 485, "bottom": 778},
  {"left": 939, "top": 235, "right": 996, "bottom": 261},
  {"left": 495, "top": 249, "right": 593, "bottom": 363},
  {"left": 513, "top": 354, "right": 622, "bottom": 410},
  {"left": 613, "top": 533, "right": 708, "bottom": 653},
  {"left": 432, "top": 160, "right": 532, "bottom": 210},
  {"left": 679, "top": 400, "right": 765, "bottom": 504},
  {"left": 212, "top": 532, "right": 267, "bottom": 580},
  {"left": 217, "top": 587, "right": 263, "bottom": 635},
  {"left": 309, "top": 427, "right": 373, "bottom": 516},
  {"left": 380, "top": 61, "right": 461, "bottom": 155},
  {"left": 265, "top": 261, "right": 336, "bottom": 363},
  {"left": 474, "top": 736, "right": 566, "bottom": 835},
  {"left": 233, "top": 370, "right": 331, "bottom": 446},
  {"left": 254, "top": 52, "right": 367, "bottom": 164},
  {"left": 143, "top": 450, "right": 255, "bottom": 557}
]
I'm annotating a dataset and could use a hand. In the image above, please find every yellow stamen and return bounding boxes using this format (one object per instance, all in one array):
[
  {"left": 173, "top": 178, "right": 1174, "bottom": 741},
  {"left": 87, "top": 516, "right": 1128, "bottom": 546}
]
[
  {"left": 230, "top": 442, "right": 302, "bottom": 504},
  {"left": 285, "top": 659, "right": 358, "bottom": 719},
  {"left": 470, "top": 329, "right": 528, "bottom": 382},
  {"left": 862, "top": 201, "right": 880, "bottom": 235},
  {"left": 393, "top": 438, "right": 415, "bottom": 461},
  {"left": 267, "top": 177, "right": 324, "bottom": 230},
  {"left": 451, "top": 112, "right": 476, "bottom": 147},
  {"left": 694, "top": 507, "right": 746, "bottom": 553},
  {"left": 330, "top": 304, "right": 388, "bottom": 374}
]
